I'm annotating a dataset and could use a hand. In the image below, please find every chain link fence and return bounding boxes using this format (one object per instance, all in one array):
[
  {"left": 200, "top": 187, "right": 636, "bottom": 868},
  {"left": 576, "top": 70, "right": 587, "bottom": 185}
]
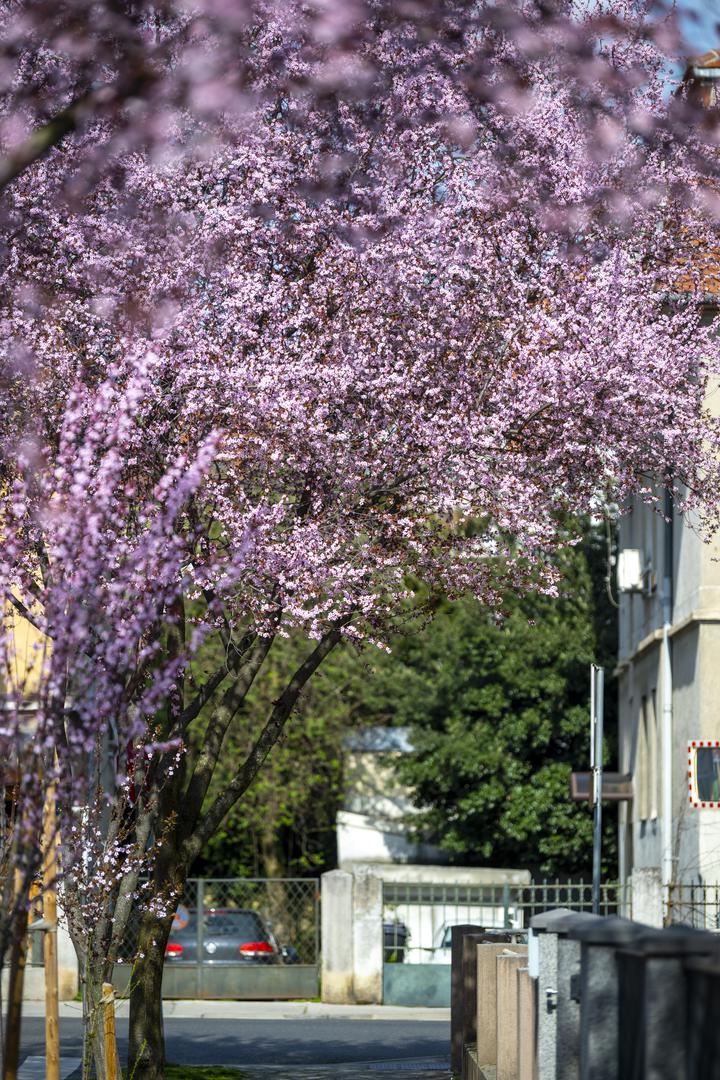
[{"left": 118, "top": 877, "right": 319, "bottom": 965}]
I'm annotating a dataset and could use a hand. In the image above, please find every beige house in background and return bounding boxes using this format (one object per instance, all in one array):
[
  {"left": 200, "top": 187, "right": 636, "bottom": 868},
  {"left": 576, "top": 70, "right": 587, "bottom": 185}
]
[
  {"left": 337, "top": 727, "right": 446, "bottom": 867},
  {"left": 1, "top": 599, "right": 79, "bottom": 1001}
]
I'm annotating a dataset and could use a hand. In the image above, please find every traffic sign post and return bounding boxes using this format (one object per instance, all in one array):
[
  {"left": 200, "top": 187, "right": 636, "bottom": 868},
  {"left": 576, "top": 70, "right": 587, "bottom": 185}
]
[{"left": 590, "top": 665, "right": 604, "bottom": 915}]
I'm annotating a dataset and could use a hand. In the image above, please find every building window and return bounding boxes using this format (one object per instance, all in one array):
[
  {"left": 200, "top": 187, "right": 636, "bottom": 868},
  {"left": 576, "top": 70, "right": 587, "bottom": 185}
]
[
  {"left": 688, "top": 741, "right": 720, "bottom": 808},
  {"left": 638, "top": 696, "right": 649, "bottom": 822},
  {"left": 648, "top": 692, "right": 658, "bottom": 821},
  {"left": 636, "top": 694, "right": 658, "bottom": 823}
]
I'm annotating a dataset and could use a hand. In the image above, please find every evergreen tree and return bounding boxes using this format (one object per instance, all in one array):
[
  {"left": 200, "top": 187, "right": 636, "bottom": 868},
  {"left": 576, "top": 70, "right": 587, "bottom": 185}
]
[{"left": 385, "top": 534, "right": 617, "bottom": 877}]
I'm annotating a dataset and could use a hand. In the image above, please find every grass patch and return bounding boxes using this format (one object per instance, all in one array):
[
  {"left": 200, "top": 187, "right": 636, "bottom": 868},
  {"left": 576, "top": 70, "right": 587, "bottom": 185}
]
[
  {"left": 167, "top": 1069, "right": 248, "bottom": 1079},
  {"left": 123, "top": 1068, "right": 247, "bottom": 1079}
]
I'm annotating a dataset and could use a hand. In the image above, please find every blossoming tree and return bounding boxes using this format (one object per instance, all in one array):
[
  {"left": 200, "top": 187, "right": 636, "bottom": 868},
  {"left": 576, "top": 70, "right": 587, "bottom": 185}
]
[{"left": 2, "top": 1, "right": 720, "bottom": 1077}]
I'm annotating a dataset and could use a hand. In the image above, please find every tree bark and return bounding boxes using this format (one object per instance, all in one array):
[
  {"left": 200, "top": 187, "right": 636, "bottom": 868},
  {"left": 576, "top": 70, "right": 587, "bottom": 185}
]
[
  {"left": 127, "top": 623, "right": 348, "bottom": 1076},
  {"left": 83, "top": 963, "right": 112, "bottom": 1080},
  {"left": 127, "top": 909, "right": 175, "bottom": 1080}
]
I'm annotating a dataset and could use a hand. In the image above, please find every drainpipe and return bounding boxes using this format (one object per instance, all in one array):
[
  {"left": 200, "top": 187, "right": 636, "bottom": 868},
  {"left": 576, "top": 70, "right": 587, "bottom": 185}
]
[{"left": 661, "top": 484, "right": 674, "bottom": 896}]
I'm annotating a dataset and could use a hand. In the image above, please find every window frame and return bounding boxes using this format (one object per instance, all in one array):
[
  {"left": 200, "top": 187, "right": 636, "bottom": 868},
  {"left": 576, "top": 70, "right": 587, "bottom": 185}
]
[{"left": 688, "top": 741, "right": 720, "bottom": 809}]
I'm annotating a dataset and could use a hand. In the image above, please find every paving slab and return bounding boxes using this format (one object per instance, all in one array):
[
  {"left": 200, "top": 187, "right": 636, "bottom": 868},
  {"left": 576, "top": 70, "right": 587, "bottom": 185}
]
[{"left": 240, "top": 1060, "right": 450, "bottom": 1079}]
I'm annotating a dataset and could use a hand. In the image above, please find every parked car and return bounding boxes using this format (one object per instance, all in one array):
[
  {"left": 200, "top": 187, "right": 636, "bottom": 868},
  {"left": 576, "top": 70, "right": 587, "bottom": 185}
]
[
  {"left": 280, "top": 943, "right": 301, "bottom": 964},
  {"left": 165, "top": 907, "right": 284, "bottom": 965},
  {"left": 383, "top": 921, "right": 409, "bottom": 963},
  {"left": 429, "top": 913, "right": 522, "bottom": 963}
]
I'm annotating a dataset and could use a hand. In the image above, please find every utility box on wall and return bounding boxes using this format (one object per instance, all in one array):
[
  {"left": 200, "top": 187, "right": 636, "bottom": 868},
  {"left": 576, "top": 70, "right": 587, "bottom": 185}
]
[{"left": 617, "top": 549, "right": 644, "bottom": 593}]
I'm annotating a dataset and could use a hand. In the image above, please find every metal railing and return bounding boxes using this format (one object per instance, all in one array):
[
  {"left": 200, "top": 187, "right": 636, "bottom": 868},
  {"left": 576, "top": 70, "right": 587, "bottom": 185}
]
[
  {"left": 666, "top": 881, "right": 720, "bottom": 930},
  {"left": 382, "top": 879, "right": 632, "bottom": 964},
  {"left": 515, "top": 880, "right": 631, "bottom": 922}
]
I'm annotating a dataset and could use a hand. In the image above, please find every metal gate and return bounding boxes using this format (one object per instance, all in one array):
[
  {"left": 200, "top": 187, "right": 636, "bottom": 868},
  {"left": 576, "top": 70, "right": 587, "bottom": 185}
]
[
  {"left": 113, "top": 877, "right": 320, "bottom": 999},
  {"left": 382, "top": 880, "right": 631, "bottom": 1006},
  {"left": 382, "top": 881, "right": 520, "bottom": 1007}
]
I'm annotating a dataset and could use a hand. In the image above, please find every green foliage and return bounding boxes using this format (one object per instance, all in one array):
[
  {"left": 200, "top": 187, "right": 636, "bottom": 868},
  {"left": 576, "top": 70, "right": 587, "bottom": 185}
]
[
  {"left": 194, "top": 637, "right": 369, "bottom": 878},
  {"left": 376, "top": 533, "right": 617, "bottom": 878},
  {"left": 194, "top": 528, "right": 617, "bottom": 881}
]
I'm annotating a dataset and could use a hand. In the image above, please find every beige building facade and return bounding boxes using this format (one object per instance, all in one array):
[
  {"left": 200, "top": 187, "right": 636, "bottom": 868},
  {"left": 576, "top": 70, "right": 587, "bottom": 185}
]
[{"left": 618, "top": 491, "right": 720, "bottom": 891}]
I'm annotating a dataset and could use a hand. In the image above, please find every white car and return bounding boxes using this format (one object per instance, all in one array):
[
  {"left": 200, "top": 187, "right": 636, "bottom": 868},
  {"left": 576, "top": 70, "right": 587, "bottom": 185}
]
[{"left": 429, "top": 915, "right": 521, "bottom": 963}]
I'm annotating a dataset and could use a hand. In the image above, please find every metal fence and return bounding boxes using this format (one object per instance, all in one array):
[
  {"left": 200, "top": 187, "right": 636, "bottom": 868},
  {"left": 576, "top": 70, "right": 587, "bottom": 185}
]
[
  {"left": 113, "top": 876, "right": 320, "bottom": 999},
  {"left": 666, "top": 882, "right": 720, "bottom": 930},
  {"left": 382, "top": 879, "right": 632, "bottom": 965},
  {"left": 381, "top": 878, "right": 633, "bottom": 1006},
  {"left": 515, "top": 880, "right": 631, "bottom": 923},
  {"left": 118, "top": 877, "right": 319, "bottom": 962}
]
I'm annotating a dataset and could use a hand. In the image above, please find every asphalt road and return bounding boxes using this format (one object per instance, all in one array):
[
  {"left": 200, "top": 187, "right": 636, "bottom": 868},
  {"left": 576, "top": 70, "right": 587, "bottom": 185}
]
[{"left": 20, "top": 1017, "right": 450, "bottom": 1068}]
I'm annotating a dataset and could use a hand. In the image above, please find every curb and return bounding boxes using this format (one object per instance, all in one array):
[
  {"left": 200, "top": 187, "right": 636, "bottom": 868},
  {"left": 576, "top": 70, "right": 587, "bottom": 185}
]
[{"left": 21, "top": 1000, "right": 451, "bottom": 1022}]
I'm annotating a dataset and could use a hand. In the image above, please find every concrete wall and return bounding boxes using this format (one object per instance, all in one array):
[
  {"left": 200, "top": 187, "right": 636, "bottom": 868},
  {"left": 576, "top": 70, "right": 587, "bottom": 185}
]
[
  {"left": 629, "top": 867, "right": 663, "bottom": 928},
  {"left": 321, "top": 864, "right": 531, "bottom": 1004},
  {"left": 321, "top": 866, "right": 384, "bottom": 1004},
  {"left": 0, "top": 919, "right": 78, "bottom": 1001},
  {"left": 321, "top": 870, "right": 355, "bottom": 1004}
]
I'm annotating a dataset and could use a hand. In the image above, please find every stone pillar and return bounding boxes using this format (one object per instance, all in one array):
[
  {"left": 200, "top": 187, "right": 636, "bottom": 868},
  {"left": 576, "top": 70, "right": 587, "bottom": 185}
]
[
  {"left": 580, "top": 943, "right": 619, "bottom": 1080},
  {"left": 456, "top": 932, "right": 489, "bottom": 1078},
  {"left": 684, "top": 956, "right": 720, "bottom": 1080},
  {"left": 617, "top": 926, "right": 716, "bottom": 1080},
  {"left": 530, "top": 909, "right": 575, "bottom": 1080},
  {"left": 517, "top": 966, "right": 536, "bottom": 1080},
  {"left": 451, "top": 925, "right": 484, "bottom": 1078},
  {"left": 496, "top": 949, "right": 527, "bottom": 1080},
  {"left": 477, "top": 943, "right": 512, "bottom": 1068},
  {"left": 630, "top": 868, "right": 663, "bottom": 928},
  {"left": 555, "top": 916, "right": 604, "bottom": 1080},
  {"left": 351, "top": 866, "right": 383, "bottom": 1004},
  {"left": 575, "top": 916, "right": 646, "bottom": 1080},
  {"left": 321, "top": 870, "right": 354, "bottom": 1003}
]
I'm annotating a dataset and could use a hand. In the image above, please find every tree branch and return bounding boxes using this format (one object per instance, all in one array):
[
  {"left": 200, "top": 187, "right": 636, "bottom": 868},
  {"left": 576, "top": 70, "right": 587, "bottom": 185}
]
[
  {"left": 0, "top": 74, "right": 150, "bottom": 193},
  {"left": 3, "top": 589, "right": 46, "bottom": 637},
  {"left": 181, "top": 634, "right": 276, "bottom": 822},
  {"left": 183, "top": 617, "right": 351, "bottom": 865},
  {"left": 0, "top": 18, "right": 193, "bottom": 193}
]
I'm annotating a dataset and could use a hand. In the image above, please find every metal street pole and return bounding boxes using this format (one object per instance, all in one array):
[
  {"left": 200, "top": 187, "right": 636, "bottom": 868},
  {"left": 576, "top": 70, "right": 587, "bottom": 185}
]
[{"left": 591, "top": 665, "right": 604, "bottom": 915}]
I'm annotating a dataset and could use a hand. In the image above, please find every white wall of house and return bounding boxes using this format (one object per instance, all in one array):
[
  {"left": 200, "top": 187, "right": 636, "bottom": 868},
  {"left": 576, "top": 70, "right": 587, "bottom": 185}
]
[
  {"left": 618, "top": 490, "right": 720, "bottom": 887},
  {"left": 337, "top": 809, "right": 444, "bottom": 866},
  {"left": 337, "top": 727, "right": 446, "bottom": 867}
]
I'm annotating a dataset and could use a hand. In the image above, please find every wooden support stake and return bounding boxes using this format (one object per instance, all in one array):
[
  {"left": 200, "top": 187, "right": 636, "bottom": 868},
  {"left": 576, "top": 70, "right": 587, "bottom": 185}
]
[
  {"left": 102, "top": 983, "right": 119, "bottom": 1080},
  {"left": 42, "top": 786, "right": 60, "bottom": 1080},
  {"left": 2, "top": 871, "right": 29, "bottom": 1080}
]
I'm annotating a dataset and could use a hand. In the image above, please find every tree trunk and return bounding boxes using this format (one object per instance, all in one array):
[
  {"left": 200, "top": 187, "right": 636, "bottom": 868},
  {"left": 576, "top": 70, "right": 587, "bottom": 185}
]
[
  {"left": 128, "top": 908, "right": 175, "bottom": 1080},
  {"left": 126, "top": 628, "right": 345, "bottom": 1076},
  {"left": 82, "top": 961, "right": 113, "bottom": 1080}
]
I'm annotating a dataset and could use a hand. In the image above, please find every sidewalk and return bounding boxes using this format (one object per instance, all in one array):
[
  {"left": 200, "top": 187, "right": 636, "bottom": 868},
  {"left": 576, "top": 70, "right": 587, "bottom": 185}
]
[
  {"left": 21, "top": 999, "right": 450, "bottom": 1022},
  {"left": 239, "top": 1062, "right": 450, "bottom": 1078},
  {"left": 19, "top": 1059, "right": 451, "bottom": 1080}
]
